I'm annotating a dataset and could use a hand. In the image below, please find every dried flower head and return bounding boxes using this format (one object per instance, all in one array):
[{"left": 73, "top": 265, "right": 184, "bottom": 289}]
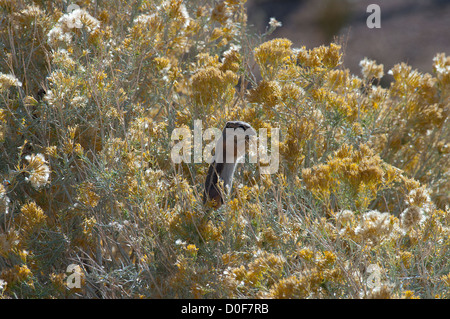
[
  {"left": 354, "top": 210, "right": 399, "bottom": 245},
  {"left": 11, "top": 4, "right": 43, "bottom": 28},
  {"left": 211, "top": 2, "right": 231, "bottom": 25},
  {"left": 24, "top": 153, "right": 51, "bottom": 189},
  {"left": 220, "top": 46, "right": 241, "bottom": 73},
  {"left": 268, "top": 17, "right": 282, "bottom": 28},
  {"left": 406, "top": 186, "right": 432, "bottom": 209},
  {"left": 400, "top": 206, "right": 425, "bottom": 231},
  {"left": 162, "top": 0, "right": 191, "bottom": 29},
  {"left": 433, "top": 53, "right": 450, "bottom": 86},
  {"left": 0, "top": 230, "right": 18, "bottom": 257},
  {"left": 336, "top": 209, "right": 355, "bottom": 225},
  {"left": 359, "top": 58, "right": 384, "bottom": 80},
  {"left": 0, "top": 73, "right": 22, "bottom": 91},
  {"left": 48, "top": 8, "right": 100, "bottom": 46}
]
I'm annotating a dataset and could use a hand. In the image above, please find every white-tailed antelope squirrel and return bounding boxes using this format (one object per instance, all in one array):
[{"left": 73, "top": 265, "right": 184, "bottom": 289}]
[{"left": 204, "top": 121, "right": 256, "bottom": 208}]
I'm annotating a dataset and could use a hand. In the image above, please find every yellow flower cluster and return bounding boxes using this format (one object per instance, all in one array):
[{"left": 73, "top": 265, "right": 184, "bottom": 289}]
[
  {"left": 297, "top": 43, "right": 342, "bottom": 69},
  {"left": 190, "top": 65, "right": 238, "bottom": 108},
  {"left": 0, "top": 230, "right": 18, "bottom": 258},
  {"left": 77, "top": 182, "right": 100, "bottom": 208},
  {"left": 254, "top": 38, "right": 294, "bottom": 80},
  {"left": 17, "top": 201, "right": 47, "bottom": 235},
  {"left": 302, "top": 143, "right": 399, "bottom": 211},
  {"left": 222, "top": 250, "right": 285, "bottom": 294},
  {"left": 432, "top": 53, "right": 450, "bottom": 89},
  {"left": 247, "top": 80, "right": 281, "bottom": 109},
  {"left": 0, "top": 265, "right": 33, "bottom": 290},
  {"left": 267, "top": 250, "right": 341, "bottom": 298}
]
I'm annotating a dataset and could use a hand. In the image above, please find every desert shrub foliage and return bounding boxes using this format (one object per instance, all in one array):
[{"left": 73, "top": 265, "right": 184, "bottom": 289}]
[{"left": 0, "top": 0, "right": 449, "bottom": 298}]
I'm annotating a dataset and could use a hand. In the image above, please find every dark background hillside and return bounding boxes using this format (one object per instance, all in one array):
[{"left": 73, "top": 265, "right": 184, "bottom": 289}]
[{"left": 246, "top": 0, "right": 450, "bottom": 82}]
